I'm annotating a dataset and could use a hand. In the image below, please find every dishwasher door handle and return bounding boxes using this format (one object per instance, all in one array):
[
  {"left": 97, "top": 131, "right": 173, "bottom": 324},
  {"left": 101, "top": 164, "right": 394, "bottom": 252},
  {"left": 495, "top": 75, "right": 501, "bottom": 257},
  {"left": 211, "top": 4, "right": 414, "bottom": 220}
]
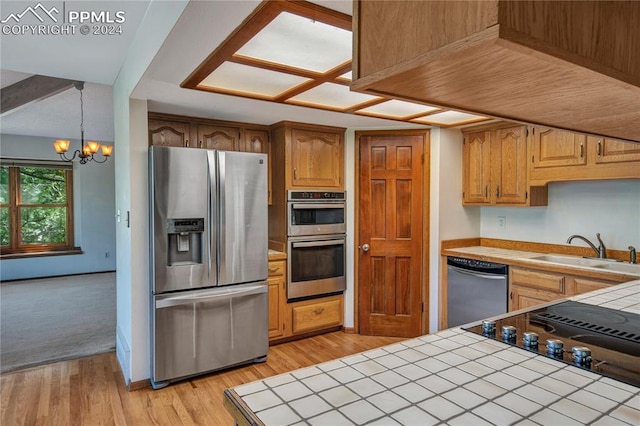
[{"left": 448, "top": 265, "right": 507, "bottom": 280}]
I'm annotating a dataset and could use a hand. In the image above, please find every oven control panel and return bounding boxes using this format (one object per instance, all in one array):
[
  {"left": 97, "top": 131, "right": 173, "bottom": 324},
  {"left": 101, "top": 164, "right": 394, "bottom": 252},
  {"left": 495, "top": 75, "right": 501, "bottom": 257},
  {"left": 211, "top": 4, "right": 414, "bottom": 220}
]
[{"left": 288, "top": 190, "right": 345, "bottom": 201}]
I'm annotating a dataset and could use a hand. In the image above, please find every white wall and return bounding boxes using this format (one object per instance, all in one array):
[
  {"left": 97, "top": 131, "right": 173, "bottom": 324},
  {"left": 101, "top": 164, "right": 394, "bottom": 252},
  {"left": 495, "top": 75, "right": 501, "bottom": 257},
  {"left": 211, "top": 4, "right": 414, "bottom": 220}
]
[
  {"left": 429, "top": 128, "right": 481, "bottom": 332},
  {"left": 480, "top": 179, "right": 640, "bottom": 250},
  {"left": 112, "top": 0, "right": 189, "bottom": 386},
  {"left": 0, "top": 133, "right": 116, "bottom": 280},
  {"left": 344, "top": 129, "right": 356, "bottom": 328}
]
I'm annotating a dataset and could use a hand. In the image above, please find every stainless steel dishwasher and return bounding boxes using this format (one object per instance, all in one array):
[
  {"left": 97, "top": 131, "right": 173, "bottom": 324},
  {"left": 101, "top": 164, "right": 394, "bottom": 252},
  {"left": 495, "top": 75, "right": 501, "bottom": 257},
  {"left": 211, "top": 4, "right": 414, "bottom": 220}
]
[{"left": 447, "top": 256, "right": 508, "bottom": 328}]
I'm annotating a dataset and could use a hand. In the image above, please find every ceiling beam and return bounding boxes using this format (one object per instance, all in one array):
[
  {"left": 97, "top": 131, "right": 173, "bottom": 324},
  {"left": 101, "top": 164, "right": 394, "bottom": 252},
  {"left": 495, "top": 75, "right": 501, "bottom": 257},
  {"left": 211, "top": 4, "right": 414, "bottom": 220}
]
[{"left": 1, "top": 75, "right": 75, "bottom": 115}]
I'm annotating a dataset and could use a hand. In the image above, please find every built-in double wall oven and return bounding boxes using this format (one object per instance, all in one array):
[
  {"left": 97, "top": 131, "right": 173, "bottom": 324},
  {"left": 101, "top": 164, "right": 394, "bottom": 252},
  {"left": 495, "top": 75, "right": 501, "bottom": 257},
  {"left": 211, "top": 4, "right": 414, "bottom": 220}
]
[{"left": 287, "top": 190, "right": 346, "bottom": 300}]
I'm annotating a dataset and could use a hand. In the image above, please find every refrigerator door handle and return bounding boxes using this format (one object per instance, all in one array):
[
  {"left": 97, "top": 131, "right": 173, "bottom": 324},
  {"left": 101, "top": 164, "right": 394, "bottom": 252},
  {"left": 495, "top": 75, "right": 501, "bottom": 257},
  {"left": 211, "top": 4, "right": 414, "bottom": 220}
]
[
  {"left": 156, "top": 285, "right": 267, "bottom": 309},
  {"left": 207, "top": 150, "right": 217, "bottom": 286}
]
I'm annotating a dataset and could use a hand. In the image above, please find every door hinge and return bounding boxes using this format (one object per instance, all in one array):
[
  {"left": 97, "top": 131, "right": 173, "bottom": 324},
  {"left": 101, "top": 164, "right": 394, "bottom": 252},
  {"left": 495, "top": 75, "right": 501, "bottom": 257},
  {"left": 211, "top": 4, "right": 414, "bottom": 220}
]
[
  {"left": 421, "top": 302, "right": 424, "bottom": 313},
  {"left": 422, "top": 153, "right": 425, "bottom": 164},
  {"left": 526, "top": 191, "right": 528, "bottom": 199},
  {"left": 526, "top": 128, "right": 529, "bottom": 137},
  {"left": 509, "top": 292, "right": 513, "bottom": 300}
]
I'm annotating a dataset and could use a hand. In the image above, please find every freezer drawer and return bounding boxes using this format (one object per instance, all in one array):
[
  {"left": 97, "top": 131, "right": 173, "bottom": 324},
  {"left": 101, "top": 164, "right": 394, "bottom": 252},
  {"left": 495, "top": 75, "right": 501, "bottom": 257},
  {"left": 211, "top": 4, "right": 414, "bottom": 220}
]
[{"left": 152, "top": 283, "right": 268, "bottom": 385}]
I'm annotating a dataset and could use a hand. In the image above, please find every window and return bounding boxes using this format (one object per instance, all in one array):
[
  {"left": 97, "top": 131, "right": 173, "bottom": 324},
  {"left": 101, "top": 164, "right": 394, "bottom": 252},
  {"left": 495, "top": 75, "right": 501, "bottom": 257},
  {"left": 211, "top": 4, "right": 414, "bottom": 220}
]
[{"left": 0, "top": 160, "right": 75, "bottom": 255}]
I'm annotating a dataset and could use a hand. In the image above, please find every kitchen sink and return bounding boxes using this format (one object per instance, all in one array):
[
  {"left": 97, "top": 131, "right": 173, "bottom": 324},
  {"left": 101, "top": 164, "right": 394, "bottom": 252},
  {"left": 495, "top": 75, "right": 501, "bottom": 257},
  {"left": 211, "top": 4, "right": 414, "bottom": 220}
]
[
  {"left": 595, "top": 262, "right": 640, "bottom": 274},
  {"left": 529, "top": 254, "right": 607, "bottom": 267},
  {"left": 530, "top": 254, "right": 640, "bottom": 276}
]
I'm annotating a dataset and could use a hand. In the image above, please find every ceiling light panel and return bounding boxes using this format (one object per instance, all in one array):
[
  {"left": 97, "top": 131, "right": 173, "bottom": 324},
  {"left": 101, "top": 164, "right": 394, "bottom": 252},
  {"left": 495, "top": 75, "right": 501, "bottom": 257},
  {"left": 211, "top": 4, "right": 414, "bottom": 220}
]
[
  {"left": 288, "top": 83, "right": 380, "bottom": 109},
  {"left": 358, "top": 100, "right": 440, "bottom": 118},
  {"left": 412, "top": 110, "right": 487, "bottom": 125},
  {"left": 235, "top": 12, "right": 352, "bottom": 73},
  {"left": 200, "top": 62, "right": 309, "bottom": 97}
]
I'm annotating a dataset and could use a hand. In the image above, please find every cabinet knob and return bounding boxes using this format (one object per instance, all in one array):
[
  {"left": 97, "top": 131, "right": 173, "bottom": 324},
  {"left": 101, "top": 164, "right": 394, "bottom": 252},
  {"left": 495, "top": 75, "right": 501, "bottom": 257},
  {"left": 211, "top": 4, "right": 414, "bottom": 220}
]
[{"left": 314, "top": 307, "right": 325, "bottom": 315}]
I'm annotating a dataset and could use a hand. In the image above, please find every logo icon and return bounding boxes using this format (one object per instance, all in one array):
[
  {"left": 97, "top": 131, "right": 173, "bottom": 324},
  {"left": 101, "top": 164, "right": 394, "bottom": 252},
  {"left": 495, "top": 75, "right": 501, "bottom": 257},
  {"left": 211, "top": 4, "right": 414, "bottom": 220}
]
[{"left": 1, "top": 2, "right": 59, "bottom": 24}]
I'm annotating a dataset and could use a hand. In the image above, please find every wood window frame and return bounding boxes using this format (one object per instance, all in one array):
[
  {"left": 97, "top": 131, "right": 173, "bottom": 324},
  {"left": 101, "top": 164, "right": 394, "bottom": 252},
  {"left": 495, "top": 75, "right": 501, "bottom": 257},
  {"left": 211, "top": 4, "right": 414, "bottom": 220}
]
[{"left": 1, "top": 160, "right": 78, "bottom": 257}]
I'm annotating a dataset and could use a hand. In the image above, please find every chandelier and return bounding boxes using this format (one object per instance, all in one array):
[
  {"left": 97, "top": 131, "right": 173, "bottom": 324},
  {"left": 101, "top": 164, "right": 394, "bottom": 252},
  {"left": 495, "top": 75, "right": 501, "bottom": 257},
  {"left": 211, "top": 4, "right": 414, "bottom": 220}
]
[{"left": 52, "top": 81, "right": 113, "bottom": 164}]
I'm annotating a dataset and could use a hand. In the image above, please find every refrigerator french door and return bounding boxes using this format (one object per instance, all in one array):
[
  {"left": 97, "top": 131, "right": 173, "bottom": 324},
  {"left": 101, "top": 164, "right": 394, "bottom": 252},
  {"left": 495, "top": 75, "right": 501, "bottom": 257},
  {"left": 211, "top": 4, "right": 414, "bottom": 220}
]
[{"left": 149, "top": 146, "right": 268, "bottom": 388}]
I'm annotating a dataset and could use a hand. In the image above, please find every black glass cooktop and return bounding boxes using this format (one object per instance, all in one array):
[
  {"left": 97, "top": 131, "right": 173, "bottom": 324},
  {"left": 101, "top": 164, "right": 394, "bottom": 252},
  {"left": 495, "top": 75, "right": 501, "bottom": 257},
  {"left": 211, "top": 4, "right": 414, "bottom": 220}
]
[{"left": 463, "top": 301, "right": 640, "bottom": 387}]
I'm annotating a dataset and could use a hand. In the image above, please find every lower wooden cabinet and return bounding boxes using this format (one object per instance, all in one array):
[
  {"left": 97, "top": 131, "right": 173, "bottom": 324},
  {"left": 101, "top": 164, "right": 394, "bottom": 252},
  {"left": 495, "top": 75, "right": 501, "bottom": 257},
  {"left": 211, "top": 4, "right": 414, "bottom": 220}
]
[
  {"left": 268, "top": 259, "right": 286, "bottom": 340},
  {"left": 509, "top": 266, "right": 623, "bottom": 311},
  {"left": 291, "top": 296, "right": 343, "bottom": 335},
  {"left": 267, "top": 256, "right": 344, "bottom": 343}
]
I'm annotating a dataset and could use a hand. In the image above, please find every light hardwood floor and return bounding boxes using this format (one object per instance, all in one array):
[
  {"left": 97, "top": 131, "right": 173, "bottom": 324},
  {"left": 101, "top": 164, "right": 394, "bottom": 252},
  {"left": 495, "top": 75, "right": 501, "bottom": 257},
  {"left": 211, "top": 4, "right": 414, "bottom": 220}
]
[{"left": 1, "top": 331, "right": 403, "bottom": 425}]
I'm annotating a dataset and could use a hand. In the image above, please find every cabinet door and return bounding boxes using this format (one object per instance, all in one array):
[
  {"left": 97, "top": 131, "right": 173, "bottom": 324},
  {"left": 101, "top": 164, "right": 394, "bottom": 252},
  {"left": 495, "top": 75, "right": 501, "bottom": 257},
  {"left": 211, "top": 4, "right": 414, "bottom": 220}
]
[
  {"left": 148, "top": 119, "right": 192, "bottom": 147},
  {"left": 267, "top": 260, "right": 286, "bottom": 340},
  {"left": 492, "top": 126, "right": 528, "bottom": 205},
  {"left": 571, "top": 277, "right": 616, "bottom": 296},
  {"left": 197, "top": 125, "right": 240, "bottom": 150},
  {"left": 267, "top": 276, "right": 285, "bottom": 339},
  {"left": 462, "top": 131, "right": 491, "bottom": 204},
  {"left": 591, "top": 136, "right": 640, "bottom": 164},
  {"left": 242, "top": 129, "right": 271, "bottom": 204},
  {"left": 242, "top": 129, "right": 268, "bottom": 153},
  {"left": 290, "top": 128, "right": 344, "bottom": 189},
  {"left": 532, "top": 126, "right": 587, "bottom": 168},
  {"left": 510, "top": 286, "right": 561, "bottom": 311}
]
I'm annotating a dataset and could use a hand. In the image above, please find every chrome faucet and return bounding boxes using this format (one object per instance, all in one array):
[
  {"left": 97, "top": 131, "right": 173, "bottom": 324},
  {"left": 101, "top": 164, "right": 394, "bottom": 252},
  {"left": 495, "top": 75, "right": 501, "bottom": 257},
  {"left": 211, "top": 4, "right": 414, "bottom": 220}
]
[
  {"left": 567, "top": 233, "right": 607, "bottom": 259},
  {"left": 630, "top": 246, "right": 637, "bottom": 264}
]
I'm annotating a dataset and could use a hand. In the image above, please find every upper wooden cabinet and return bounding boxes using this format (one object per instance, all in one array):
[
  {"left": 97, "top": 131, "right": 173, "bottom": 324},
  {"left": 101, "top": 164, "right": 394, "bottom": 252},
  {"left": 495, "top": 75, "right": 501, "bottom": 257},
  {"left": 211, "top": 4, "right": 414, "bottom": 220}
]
[
  {"left": 492, "top": 126, "right": 529, "bottom": 205},
  {"left": 531, "top": 127, "right": 587, "bottom": 169},
  {"left": 148, "top": 119, "right": 194, "bottom": 148},
  {"left": 462, "top": 124, "right": 547, "bottom": 207},
  {"left": 196, "top": 125, "right": 240, "bottom": 151},
  {"left": 270, "top": 121, "right": 345, "bottom": 190},
  {"left": 529, "top": 126, "right": 640, "bottom": 185},
  {"left": 591, "top": 137, "right": 640, "bottom": 165},
  {"left": 242, "top": 130, "right": 269, "bottom": 154},
  {"left": 352, "top": 1, "right": 640, "bottom": 142},
  {"left": 462, "top": 130, "right": 491, "bottom": 204}
]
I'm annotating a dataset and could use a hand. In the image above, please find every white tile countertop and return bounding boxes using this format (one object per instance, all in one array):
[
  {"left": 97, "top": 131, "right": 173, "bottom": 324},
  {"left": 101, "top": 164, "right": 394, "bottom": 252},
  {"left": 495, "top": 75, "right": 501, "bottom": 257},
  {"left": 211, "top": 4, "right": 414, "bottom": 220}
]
[{"left": 224, "top": 281, "right": 640, "bottom": 425}]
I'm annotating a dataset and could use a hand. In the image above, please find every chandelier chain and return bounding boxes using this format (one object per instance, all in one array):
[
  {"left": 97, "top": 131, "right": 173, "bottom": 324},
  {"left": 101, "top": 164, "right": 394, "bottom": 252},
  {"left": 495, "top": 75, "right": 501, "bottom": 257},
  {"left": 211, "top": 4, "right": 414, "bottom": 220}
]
[{"left": 79, "top": 85, "right": 84, "bottom": 135}]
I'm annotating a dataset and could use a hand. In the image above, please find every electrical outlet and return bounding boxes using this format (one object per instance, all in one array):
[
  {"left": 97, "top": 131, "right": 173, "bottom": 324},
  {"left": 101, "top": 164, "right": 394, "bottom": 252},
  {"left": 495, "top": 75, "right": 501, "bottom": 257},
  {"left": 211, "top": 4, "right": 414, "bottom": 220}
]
[{"left": 497, "top": 216, "right": 506, "bottom": 229}]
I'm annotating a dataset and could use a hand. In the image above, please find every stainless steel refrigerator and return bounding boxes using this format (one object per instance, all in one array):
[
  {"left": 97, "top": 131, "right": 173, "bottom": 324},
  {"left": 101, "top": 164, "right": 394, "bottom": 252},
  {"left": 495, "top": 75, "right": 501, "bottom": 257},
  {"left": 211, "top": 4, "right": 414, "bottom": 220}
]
[{"left": 149, "top": 146, "right": 268, "bottom": 389}]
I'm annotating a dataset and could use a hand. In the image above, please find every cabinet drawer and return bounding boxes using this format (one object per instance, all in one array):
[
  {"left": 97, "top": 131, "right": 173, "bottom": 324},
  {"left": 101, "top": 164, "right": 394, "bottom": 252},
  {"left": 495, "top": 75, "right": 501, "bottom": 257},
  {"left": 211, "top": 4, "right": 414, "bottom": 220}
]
[
  {"left": 511, "top": 268, "right": 565, "bottom": 293},
  {"left": 292, "top": 298, "right": 342, "bottom": 334},
  {"left": 572, "top": 278, "right": 615, "bottom": 295},
  {"left": 268, "top": 261, "right": 286, "bottom": 277}
]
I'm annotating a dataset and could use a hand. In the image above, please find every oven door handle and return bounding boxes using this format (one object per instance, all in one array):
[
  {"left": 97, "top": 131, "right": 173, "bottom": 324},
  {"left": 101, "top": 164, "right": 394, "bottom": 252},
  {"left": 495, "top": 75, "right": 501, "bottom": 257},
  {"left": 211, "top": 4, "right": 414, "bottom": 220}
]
[
  {"left": 291, "top": 203, "right": 343, "bottom": 209},
  {"left": 292, "top": 239, "right": 344, "bottom": 248}
]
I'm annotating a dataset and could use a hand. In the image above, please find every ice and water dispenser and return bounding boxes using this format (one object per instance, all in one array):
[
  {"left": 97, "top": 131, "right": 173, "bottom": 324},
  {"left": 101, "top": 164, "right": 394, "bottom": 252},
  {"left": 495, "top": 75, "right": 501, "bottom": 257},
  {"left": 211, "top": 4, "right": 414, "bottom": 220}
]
[{"left": 166, "top": 218, "right": 204, "bottom": 265}]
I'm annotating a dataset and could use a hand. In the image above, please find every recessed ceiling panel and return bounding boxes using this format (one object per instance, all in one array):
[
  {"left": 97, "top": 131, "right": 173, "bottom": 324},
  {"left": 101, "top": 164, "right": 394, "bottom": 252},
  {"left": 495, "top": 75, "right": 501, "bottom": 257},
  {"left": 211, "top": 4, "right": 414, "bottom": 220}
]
[
  {"left": 358, "top": 100, "right": 440, "bottom": 118},
  {"left": 412, "top": 110, "right": 488, "bottom": 125},
  {"left": 236, "top": 12, "right": 351, "bottom": 73},
  {"left": 288, "top": 83, "right": 380, "bottom": 109},
  {"left": 200, "top": 62, "right": 308, "bottom": 97}
]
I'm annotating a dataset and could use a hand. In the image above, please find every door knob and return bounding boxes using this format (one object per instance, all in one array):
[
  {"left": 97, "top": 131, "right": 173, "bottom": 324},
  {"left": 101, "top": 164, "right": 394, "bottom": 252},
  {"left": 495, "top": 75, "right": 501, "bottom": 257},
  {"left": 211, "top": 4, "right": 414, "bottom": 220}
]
[{"left": 361, "top": 244, "right": 370, "bottom": 252}]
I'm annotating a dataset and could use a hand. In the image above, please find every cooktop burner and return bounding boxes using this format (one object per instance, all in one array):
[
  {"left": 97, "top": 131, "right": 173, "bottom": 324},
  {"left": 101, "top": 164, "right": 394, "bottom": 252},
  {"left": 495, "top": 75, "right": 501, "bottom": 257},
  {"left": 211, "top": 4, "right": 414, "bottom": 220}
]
[{"left": 463, "top": 301, "right": 640, "bottom": 387}]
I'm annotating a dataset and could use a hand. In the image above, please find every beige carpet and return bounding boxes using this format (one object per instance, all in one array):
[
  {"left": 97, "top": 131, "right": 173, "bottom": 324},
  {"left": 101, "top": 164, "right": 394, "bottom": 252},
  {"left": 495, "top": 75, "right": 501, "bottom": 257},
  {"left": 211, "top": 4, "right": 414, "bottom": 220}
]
[{"left": 0, "top": 272, "right": 116, "bottom": 373}]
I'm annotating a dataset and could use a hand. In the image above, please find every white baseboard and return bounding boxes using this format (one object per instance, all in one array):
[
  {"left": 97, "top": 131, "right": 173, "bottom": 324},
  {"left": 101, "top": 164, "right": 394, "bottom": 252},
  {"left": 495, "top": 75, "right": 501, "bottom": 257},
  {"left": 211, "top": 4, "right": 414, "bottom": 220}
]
[{"left": 116, "top": 326, "right": 131, "bottom": 388}]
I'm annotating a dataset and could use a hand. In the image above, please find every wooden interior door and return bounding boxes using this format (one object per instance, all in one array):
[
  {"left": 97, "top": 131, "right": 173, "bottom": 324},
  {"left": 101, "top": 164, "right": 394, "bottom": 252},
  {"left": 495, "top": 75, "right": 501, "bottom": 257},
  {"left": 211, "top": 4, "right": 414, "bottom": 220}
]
[{"left": 358, "top": 132, "right": 425, "bottom": 337}]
